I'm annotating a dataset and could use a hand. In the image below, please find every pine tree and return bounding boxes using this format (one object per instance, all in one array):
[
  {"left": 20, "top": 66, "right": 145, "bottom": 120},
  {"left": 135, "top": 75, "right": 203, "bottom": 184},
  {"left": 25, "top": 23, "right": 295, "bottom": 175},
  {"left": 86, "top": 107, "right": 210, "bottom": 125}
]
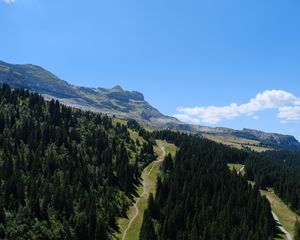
[
  {"left": 95, "top": 217, "right": 108, "bottom": 240},
  {"left": 148, "top": 193, "right": 157, "bottom": 219},
  {"left": 162, "top": 153, "right": 173, "bottom": 173},
  {"left": 0, "top": 199, "right": 5, "bottom": 224},
  {"left": 75, "top": 212, "right": 88, "bottom": 239},
  {"left": 140, "top": 209, "right": 156, "bottom": 240},
  {"left": 88, "top": 197, "right": 97, "bottom": 240}
]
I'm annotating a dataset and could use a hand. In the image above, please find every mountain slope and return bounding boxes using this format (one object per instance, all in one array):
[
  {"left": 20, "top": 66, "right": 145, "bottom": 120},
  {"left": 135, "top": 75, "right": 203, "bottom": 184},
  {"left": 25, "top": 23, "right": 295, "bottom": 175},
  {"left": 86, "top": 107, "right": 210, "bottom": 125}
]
[
  {"left": 0, "top": 84, "right": 158, "bottom": 239},
  {"left": 0, "top": 60, "right": 299, "bottom": 150},
  {"left": 0, "top": 60, "right": 179, "bottom": 127},
  {"left": 199, "top": 127, "right": 300, "bottom": 150}
]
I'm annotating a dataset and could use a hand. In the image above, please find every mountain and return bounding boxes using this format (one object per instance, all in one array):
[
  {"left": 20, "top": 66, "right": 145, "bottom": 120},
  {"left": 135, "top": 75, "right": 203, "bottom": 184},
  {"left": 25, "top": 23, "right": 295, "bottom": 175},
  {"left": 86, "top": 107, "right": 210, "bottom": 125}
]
[
  {"left": 199, "top": 127, "right": 300, "bottom": 150},
  {"left": 0, "top": 60, "right": 180, "bottom": 126},
  {"left": 0, "top": 60, "right": 299, "bottom": 150}
]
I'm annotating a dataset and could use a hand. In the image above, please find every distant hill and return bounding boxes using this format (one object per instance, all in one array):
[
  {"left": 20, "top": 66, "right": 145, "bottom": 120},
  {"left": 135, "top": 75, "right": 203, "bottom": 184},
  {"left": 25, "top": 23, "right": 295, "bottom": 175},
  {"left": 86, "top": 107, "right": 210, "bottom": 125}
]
[
  {"left": 200, "top": 127, "right": 300, "bottom": 151},
  {"left": 1, "top": 60, "right": 299, "bottom": 150}
]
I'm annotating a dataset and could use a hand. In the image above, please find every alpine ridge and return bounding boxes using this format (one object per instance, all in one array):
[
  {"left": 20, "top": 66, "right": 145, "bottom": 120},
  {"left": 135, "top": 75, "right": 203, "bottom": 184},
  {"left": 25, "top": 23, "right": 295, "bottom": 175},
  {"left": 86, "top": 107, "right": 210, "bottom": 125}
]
[{"left": 0, "top": 60, "right": 299, "bottom": 150}]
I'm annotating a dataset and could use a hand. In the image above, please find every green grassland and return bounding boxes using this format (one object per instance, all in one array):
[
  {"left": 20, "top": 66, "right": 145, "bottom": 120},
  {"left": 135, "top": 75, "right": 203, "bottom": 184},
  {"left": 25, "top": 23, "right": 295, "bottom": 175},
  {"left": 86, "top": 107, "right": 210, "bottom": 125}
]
[
  {"left": 155, "top": 140, "right": 177, "bottom": 157},
  {"left": 261, "top": 189, "right": 299, "bottom": 239},
  {"left": 227, "top": 163, "right": 245, "bottom": 176},
  {"left": 227, "top": 163, "right": 244, "bottom": 172},
  {"left": 111, "top": 117, "right": 128, "bottom": 127},
  {"left": 228, "top": 164, "right": 296, "bottom": 240},
  {"left": 115, "top": 140, "right": 177, "bottom": 240},
  {"left": 204, "top": 133, "right": 272, "bottom": 152}
]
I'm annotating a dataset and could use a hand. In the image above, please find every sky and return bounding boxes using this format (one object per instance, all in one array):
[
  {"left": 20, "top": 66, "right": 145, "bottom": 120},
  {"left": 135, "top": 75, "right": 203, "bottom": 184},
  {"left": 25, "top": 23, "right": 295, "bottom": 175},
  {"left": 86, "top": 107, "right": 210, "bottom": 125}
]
[{"left": 0, "top": 0, "right": 300, "bottom": 140}]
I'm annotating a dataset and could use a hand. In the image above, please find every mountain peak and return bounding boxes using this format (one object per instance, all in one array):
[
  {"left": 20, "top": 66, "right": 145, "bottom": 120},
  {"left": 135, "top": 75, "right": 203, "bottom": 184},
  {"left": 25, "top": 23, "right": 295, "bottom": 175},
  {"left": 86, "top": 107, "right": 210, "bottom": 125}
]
[{"left": 112, "top": 85, "right": 124, "bottom": 91}]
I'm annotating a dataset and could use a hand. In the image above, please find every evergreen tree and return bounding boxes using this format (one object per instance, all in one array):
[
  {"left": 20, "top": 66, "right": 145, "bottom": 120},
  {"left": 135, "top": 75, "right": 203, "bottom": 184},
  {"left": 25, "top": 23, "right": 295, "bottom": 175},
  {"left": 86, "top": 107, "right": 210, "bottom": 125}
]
[
  {"left": 0, "top": 199, "right": 5, "bottom": 224},
  {"left": 162, "top": 153, "right": 173, "bottom": 173},
  {"left": 95, "top": 217, "right": 108, "bottom": 240},
  {"left": 295, "top": 219, "right": 300, "bottom": 240},
  {"left": 140, "top": 209, "right": 156, "bottom": 240},
  {"left": 147, "top": 130, "right": 276, "bottom": 239}
]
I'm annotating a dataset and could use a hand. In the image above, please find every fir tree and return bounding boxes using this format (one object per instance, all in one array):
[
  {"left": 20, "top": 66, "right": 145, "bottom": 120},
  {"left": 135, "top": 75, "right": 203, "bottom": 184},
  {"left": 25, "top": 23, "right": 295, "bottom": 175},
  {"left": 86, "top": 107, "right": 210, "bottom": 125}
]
[{"left": 140, "top": 209, "right": 156, "bottom": 240}]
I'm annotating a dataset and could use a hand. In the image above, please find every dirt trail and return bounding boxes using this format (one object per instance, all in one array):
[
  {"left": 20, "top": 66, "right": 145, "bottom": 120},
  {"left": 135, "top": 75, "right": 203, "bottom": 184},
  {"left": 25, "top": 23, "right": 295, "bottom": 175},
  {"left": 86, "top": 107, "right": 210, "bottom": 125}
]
[{"left": 121, "top": 143, "right": 166, "bottom": 240}]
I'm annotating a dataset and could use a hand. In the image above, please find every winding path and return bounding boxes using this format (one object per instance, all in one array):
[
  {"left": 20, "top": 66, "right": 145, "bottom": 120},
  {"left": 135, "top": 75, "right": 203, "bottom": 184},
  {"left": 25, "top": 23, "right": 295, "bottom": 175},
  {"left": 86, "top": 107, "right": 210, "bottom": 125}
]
[
  {"left": 121, "top": 183, "right": 147, "bottom": 240},
  {"left": 121, "top": 143, "right": 166, "bottom": 240}
]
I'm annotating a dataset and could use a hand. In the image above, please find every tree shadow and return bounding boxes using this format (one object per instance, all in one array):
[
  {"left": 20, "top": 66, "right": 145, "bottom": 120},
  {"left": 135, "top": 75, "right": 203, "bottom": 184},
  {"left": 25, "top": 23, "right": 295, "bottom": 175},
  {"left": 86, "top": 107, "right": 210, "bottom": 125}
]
[{"left": 274, "top": 227, "right": 286, "bottom": 239}]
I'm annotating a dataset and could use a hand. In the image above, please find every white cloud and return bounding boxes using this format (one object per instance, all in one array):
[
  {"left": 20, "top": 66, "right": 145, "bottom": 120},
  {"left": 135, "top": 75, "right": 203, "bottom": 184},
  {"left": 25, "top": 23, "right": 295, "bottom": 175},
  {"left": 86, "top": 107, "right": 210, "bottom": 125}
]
[
  {"left": 1, "top": 0, "right": 15, "bottom": 3},
  {"left": 277, "top": 106, "right": 300, "bottom": 121},
  {"left": 253, "top": 116, "right": 259, "bottom": 120},
  {"left": 175, "top": 90, "right": 300, "bottom": 125}
]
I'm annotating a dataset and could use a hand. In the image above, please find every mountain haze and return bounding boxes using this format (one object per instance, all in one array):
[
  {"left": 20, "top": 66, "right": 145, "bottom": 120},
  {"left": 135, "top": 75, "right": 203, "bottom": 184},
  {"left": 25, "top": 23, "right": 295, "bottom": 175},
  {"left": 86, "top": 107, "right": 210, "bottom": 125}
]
[{"left": 0, "top": 60, "right": 299, "bottom": 150}]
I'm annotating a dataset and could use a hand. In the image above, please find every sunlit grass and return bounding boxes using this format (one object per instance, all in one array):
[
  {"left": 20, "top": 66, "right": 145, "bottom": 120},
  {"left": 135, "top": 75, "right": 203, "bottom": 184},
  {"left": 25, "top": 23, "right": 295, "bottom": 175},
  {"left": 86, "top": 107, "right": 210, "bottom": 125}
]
[
  {"left": 115, "top": 140, "right": 176, "bottom": 240},
  {"left": 261, "top": 189, "right": 298, "bottom": 239},
  {"left": 204, "top": 133, "right": 272, "bottom": 152}
]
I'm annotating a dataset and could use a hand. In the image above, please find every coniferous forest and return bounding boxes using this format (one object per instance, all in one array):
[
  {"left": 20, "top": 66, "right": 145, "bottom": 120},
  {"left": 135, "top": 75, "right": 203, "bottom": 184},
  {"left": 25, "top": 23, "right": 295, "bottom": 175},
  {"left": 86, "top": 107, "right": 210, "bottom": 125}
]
[
  {"left": 0, "top": 84, "right": 298, "bottom": 240},
  {"left": 0, "top": 84, "right": 156, "bottom": 239},
  {"left": 140, "top": 131, "right": 276, "bottom": 240},
  {"left": 245, "top": 150, "right": 300, "bottom": 213}
]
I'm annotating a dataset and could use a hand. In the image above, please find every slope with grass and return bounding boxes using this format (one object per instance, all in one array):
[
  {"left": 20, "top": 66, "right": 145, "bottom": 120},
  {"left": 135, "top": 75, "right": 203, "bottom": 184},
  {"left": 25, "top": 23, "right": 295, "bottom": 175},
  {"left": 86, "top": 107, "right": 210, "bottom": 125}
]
[
  {"left": 227, "top": 163, "right": 245, "bottom": 175},
  {"left": 115, "top": 140, "right": 177, "bottom": 240},
  {"left": 227, "top": 163, "right": 294, "bottom": 240},
  {"left": 228, "top": 164, "right": 297, "bottom": 240},
  {"left": 141, "top": 131, "right": 276, "bottom": 239},
  {"left": 261, "top": 189, "right": 298, "bottom": 240},
  {"left": 204, "top": 133, "right": 272, "bottom": 152},
  {"left": 0, "top": 85, "right": 155, "bottom": 239}
]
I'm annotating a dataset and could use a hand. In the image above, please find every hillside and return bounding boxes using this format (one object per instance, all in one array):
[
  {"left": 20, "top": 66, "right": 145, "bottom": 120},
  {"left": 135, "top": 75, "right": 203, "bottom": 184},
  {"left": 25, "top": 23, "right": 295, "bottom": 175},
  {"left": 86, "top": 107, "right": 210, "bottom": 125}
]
[
  {"left": 140, "top": 130, "right": 277, "bottom": 240},
  {"left": 0, "top": 60, "right": 299, "bottom": 150},
  {"left": 201, "top": 128, "right": 300, "bottom": 150},
  {"left": 0, "top": 84, "right": 157, "bottom": 239},
  {"left": 0, "top": 84, "right": 299, "bottom": 240}
]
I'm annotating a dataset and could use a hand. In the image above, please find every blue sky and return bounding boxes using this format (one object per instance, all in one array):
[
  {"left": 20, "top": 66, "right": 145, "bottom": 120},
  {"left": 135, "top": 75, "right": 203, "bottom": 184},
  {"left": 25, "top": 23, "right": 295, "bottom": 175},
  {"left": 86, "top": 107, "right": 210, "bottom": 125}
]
[{"left": 1, "top": 0, "right": 300, "bottom": 139}]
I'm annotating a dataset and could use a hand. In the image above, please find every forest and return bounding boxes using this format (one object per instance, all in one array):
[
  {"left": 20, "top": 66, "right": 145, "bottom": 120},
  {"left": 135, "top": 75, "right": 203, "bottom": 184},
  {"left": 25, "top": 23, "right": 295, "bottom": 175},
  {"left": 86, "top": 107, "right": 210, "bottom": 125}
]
[
  {"left": 0, "top": 84, "right": 297, "bottom": 240},
  {"left": 140, "top": 130, "right": 276, "bottom": 240},
  {"left": 245, "top": 150, "right": 300, "bottom": 213},
  {"left": 0, "top": 84, "right": 155, "bottom": 239}
]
